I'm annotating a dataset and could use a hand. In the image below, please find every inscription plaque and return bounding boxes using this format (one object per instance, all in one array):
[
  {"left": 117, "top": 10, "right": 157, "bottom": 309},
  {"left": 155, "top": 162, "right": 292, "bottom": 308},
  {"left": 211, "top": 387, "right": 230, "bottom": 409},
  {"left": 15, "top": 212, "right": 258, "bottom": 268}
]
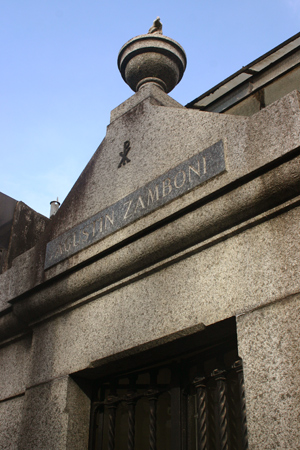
[{"left": 45, "top": 140, "right": 226, "bottom": 269}]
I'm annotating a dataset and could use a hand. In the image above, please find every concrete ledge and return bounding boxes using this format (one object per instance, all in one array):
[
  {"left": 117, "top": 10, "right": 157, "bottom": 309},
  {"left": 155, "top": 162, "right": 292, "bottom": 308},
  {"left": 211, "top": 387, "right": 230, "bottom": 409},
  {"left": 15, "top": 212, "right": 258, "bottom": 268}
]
[
  {"left": 23, "top": 201, "right": 300, "bottom": 384},
  {"left": 0, "top": 153, "right": 298, "bottom": 341}
]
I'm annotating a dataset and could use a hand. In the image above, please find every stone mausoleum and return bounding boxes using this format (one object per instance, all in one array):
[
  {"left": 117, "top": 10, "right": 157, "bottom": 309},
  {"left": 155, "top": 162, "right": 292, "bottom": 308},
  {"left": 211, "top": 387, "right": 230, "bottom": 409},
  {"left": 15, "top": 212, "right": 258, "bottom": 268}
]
[{"left": 1, "top": 21, "right": 300, "bottom": 450}]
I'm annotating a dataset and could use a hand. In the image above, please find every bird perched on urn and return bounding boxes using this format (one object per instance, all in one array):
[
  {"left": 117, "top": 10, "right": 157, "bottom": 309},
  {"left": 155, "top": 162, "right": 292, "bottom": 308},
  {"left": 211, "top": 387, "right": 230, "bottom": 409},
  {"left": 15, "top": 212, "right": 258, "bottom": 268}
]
[{"left": 148, "top": 17, "right": 163, "bottom": 34}]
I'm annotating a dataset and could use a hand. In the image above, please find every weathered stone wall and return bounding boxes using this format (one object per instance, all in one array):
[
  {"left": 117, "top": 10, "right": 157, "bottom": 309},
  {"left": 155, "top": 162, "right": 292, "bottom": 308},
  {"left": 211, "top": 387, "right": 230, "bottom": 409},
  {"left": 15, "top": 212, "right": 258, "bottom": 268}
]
[{"left": 237, "top": 294, "right": 300, "bottom": 450}]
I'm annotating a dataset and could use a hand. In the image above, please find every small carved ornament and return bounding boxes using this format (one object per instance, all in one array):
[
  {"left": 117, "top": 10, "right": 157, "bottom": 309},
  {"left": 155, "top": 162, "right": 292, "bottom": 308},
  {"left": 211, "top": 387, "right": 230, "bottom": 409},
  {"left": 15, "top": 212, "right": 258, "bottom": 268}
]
[
  {"left": 118, "top": 141, "right": 131, "bottom": 168},
  {"left": 148, "top": 17, "right": 163, "bottom": 34}
]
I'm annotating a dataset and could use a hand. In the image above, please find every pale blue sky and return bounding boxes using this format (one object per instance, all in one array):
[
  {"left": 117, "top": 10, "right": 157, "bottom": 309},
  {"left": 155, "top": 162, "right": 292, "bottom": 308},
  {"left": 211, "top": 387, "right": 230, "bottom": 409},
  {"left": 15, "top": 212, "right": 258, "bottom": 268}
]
[{"left": 1, "top": 0, "right": 299, "bottom": 217}]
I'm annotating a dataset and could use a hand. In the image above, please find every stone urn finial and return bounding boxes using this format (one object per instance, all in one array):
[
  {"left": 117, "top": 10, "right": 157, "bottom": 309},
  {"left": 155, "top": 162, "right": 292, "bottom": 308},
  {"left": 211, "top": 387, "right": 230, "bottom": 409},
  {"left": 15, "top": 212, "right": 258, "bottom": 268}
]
[{"left": 118, "top": 18, "right": 187, "bottom": 93}]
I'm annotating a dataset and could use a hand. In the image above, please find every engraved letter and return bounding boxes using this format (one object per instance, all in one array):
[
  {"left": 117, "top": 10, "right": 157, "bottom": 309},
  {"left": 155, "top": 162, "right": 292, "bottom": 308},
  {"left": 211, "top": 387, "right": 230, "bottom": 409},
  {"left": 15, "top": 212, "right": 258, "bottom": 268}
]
[
  {"left": 188, "top": 160, "right": 201, "bottom": 182},
  {"left": 64, "top": 239, "right": 71, "bottom": 252},
  {"left": 174, "top": 170, "right": 186, "bottom": 189},
  {"left": 134, "top": 196, "right": 145, "bottom": 214},
  {"left": 73, "top": 232, "right": 80, "bottom": 247},
  {"left": 55, "top": 244, "right": 63, "bottom": 259},
  {"left": 82, "top": 227, "right": 89, "bottom": 243},
  {"left": 123, "top": 199, "right": 133, "bottom": 220},
  {"left": 202, "top": 155, "right": 207, "bottom": 174},
  {"left": 162, "top": 178, "right": 172, "bottom": 197},
  {"left": 105, "top": 212, "right": 114, "bottom": 229},
  {"left": 99, "top": 218, "right": 103, "bottom": 233},
  {"left": 92, "top": 218, "right": 103, "bottom": 236},
  {"left": 147, "top": 185, "right": 159, "bottom": 205}
]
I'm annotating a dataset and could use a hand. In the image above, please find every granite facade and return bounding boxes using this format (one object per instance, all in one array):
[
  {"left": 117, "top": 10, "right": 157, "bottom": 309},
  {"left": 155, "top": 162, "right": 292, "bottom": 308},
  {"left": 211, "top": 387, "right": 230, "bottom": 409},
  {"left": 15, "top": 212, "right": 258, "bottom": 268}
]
[{"left": 1, "top": 79, "right": 300, "bottom": 448}]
